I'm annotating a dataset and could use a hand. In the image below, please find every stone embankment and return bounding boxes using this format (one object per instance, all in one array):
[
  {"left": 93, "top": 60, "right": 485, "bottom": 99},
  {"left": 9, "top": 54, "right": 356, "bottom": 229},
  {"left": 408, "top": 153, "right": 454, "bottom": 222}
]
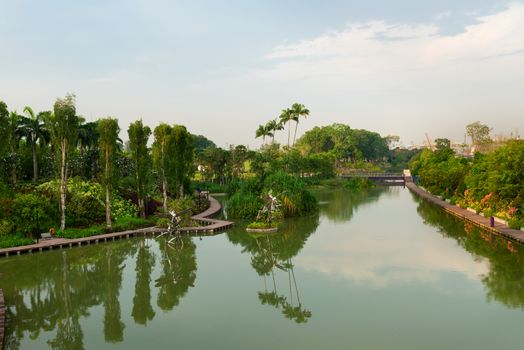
[{"left": 406, "top": 179, "right": 524, "bottom": 244}]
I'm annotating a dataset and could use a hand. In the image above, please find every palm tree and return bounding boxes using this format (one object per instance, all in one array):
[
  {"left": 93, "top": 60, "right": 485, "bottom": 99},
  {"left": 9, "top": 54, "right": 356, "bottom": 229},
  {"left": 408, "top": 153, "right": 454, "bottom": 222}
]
[
  {"left": 18, "top": 106, "right": 49, "bottom": 182},
  {"left": 290, "top": 103, "right": 310, "bottom": 147},
  {"left": 77, "top": 119, "right": 99, "bottom": 153},
  {"left": 265, "top": 119, "right": 283, "bottom": 144},
  {"left": 279, "top": 109, "right": 293, "bottom": 148},
  {"left": 255, "top": 124, "right": 268, "bottom": 145}
]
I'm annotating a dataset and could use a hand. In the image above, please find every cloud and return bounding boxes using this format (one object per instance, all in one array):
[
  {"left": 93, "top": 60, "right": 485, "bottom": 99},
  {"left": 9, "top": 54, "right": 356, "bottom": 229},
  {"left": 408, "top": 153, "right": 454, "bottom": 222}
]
[
  {"left": 295, "top": 224, "right": 489, "bottom": 288},
  {"left": 259, "top": 3, "right": 524, "bottom": 81}
]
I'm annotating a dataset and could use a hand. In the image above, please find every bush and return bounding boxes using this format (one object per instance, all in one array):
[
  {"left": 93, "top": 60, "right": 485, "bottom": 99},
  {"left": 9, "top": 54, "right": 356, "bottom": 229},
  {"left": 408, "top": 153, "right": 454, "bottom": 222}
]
[
  {"left": 226, "top": 192, "right": 262, "bottom": 219},
  {"left": 0, "top": 233, "right": 34, "bottom": 248},
  {"left": 508, "top": 218, "right": 522, "bottom": 230},
  {"left": 111, "top": 196, "right": 138, "bottom": 220},
  {"left": 263, "top": 171, "right": 318, "bottom": 217},
  {"left": 11, "top": 193, "right": 58, "bottom": 236}
]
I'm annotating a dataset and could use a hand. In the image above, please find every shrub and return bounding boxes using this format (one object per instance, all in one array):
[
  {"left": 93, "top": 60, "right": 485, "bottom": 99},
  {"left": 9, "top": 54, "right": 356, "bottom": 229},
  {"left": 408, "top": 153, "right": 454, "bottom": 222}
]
[
  {"left": 226, "top": 192, "right": 262, "bottom": 219},
  {"left": 11, "top": 193, "right": 58, "bottom": 236},
  {"left": 263, "top": 171, "right": 318, "bottom": 217},
  {"left": 508, "top": 218, "right": 522, "bottom": 230},
  {"left": 112, "top": 196, "right": 138, "bottom": 220},
  {"left": 0, "top": 233, "right": 34, "bottom": 248},
  {"left": 0, "top": 219, "right": 13, "bottom": 236}
]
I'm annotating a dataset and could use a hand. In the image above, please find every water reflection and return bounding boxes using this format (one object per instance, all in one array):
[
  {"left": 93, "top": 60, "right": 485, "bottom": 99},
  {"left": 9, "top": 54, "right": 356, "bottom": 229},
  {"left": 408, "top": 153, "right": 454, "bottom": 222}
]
[
  {"left": 227, "top": 216, "right": 319, "bottom": 323},
  {"left": 0, "top": 236, "right": 197, "bottom": 349},
  {"left": 315, "top": 187, "right": 390, "bottom": 223},
  {"left": 414, "top": 195, "right": 524, "bottom": 310}
]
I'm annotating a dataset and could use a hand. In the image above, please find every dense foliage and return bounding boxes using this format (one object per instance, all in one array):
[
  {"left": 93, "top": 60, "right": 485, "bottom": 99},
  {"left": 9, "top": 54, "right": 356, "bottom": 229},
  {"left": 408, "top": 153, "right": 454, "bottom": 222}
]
[{"left": 410, "top": 140, "right": 524, "bottom": 228}]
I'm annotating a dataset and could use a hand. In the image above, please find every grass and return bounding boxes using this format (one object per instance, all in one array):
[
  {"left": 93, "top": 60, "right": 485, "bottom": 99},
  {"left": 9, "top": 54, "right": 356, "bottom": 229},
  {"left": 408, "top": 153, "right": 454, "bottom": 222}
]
[{"left": 0, "top": 233, "right": 34, "bottom": 249}]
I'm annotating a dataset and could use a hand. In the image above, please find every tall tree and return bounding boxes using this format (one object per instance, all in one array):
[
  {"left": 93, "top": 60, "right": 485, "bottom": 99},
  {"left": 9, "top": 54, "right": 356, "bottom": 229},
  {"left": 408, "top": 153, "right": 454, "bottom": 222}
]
[
  {"left": 152, "top": 123, "right": 172, "bottom": 212},
  {"left": 168, "top": 125, "right": 194, "bottom": 198},
  {"left": 128, "top": 120, "right": 151, "bottom": 218},
  {"left": 7, "top": 111, "right": 22, "bottom": 185},
  {"left": 290, "top": 103, "right": 310, "bottom": 147},
  {"left": 98, "top": 118, "right": 120, "bottom": 228},
  {"left": 256, "top": 124, "right": 268, "bottom": 145},
  {"left": 48, "top": 94, "right": 79, "bottom": 230},
  {"left": 466, "top": 121, "right": 492, "bottom": 149},
  {"left": 266, "top": 119, "right": 283, "bottom": 144},
  {"left": 0, "top": 101, "right": 9, "bottom": 181},
  {"left": 18, "top": 106, "right": 49, "bottom": 182},
  {"left": 279, "top": 109, "right": 293, "bottom": 148}
]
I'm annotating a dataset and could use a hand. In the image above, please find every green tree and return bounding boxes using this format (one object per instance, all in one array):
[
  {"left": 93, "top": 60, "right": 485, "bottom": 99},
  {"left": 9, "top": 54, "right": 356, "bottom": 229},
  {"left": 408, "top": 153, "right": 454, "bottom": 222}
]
[
  {"left": 48, "top": 94, "right": 79, "bottom": 230},
  {"left": 18, "top": 107, "right": 49, "bottom": 182},
  {"left": 152, "top": 123, "right": 172, "bottom": 212},
  {"left": 466, "top": 121, "right": 492, "bottom": 148},
  {"left": 0, "top": 101, "right": 10, "bottom": 182},
  {"left": 266, "top": 118, "right": 283, "bottom": 144},
  {"left": 279, "top": 108, "right": 293, "bottom": 148},
  {"left": 290, "top": 103, "right": 310, "bottom": 147},
  {"left": 255, "top": 124, "right": 270, "bottom": 145},
  {"left": 98, "top": 117, "right": 120, "bottom": 228},
  {"left": 128, "top": 120, "right": 151, "bottom": 218},
  {"left": 434, "top": 138, "right": 451, "bottom": 151},
  {"left": 168, "top": 125, "right": 194, "bottom": 197}
]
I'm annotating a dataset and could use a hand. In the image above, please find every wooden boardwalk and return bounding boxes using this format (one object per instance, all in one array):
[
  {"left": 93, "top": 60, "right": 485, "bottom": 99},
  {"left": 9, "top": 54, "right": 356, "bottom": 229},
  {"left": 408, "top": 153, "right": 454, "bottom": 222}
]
[
  {"left": 0, "top": 195, "right": 233, "bottom": 258},
  {"left": 0, "top": 288, "right": 4, "bottom": 350},
  {"left": 406, "top": 180, "right": 524, "bottom": 244}
]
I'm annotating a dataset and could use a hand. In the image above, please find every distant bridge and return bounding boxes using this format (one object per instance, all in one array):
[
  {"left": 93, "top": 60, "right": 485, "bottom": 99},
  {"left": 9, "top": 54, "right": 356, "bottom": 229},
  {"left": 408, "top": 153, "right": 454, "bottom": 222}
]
[{"left": 338, "top": 172, "right": 407, "bottom": 186}]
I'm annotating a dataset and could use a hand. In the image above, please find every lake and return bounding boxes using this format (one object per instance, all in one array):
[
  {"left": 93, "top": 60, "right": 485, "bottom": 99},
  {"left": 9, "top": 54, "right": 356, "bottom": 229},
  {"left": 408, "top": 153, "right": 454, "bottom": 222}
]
[{"left": 2, "top": 187, "right": 524, "bottom": 349}]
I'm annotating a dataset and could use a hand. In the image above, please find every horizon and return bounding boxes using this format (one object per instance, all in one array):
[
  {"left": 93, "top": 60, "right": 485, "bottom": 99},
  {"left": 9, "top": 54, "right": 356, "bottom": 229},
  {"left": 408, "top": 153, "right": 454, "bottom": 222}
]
[{"left": 1, "top": 0, "right": 523, "bottom": 148}]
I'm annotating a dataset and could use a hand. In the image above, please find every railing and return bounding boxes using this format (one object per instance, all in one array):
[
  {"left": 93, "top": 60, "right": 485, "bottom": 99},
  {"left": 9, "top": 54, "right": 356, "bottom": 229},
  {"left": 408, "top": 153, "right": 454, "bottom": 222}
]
[{"left": 339, "top": 172, "right": 404, "bottom": 178}]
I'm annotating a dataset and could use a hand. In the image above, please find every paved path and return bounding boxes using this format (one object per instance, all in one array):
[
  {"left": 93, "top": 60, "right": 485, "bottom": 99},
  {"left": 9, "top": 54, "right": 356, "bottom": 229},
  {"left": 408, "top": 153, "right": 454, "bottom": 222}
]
[
  {"left": 0, "top": 195, "right": 233, "bottom": 257},
  {"left": 406, "top": 180, "right": 524, "bottom": 244}
]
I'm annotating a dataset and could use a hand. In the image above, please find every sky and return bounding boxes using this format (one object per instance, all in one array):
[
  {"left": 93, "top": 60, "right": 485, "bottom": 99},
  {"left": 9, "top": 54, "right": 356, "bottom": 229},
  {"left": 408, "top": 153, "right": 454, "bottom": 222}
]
[{"left": 1, "top": 0, "right": 523, "bottom": 148}]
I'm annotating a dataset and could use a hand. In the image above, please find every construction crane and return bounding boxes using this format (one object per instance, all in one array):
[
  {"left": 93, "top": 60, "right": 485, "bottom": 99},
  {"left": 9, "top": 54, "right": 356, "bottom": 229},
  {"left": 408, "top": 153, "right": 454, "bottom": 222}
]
[{"left": 425, "top": 133, "right": 435, "bottom": 151}]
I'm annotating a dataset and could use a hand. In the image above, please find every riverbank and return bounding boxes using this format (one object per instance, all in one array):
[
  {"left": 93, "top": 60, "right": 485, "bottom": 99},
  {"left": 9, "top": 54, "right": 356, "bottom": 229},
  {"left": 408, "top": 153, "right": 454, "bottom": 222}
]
[
  {"left": 0, "top": 195, "right": 233, "bottom": 258},
  {"left": 406, "top": 180, "right": 524, "bottom": 244},
  {"left": 0, "top": 288, "right": 4, "bottom": 350}
]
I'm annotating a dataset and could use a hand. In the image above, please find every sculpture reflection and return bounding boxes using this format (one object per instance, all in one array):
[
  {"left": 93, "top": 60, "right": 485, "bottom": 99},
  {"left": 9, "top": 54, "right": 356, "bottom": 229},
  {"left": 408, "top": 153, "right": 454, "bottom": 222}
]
[
  {"left": 155, "top": 236, "right": 197, "bottom": 311},
  {"left": 228, "top": 215, "right": 318, "bottom": 323}
]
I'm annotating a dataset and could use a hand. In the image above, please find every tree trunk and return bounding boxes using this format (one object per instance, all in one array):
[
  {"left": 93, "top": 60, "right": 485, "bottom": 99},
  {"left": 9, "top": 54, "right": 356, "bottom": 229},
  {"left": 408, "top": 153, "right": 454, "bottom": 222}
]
[
  {"left": 105, "top": 148, "right": 112, "bottom": 228},
  {"left": 60, "top": 139, "right": 67, "bottom": 231},
  {"left": 10, "top": 144, "right": 16, "bottom": 186},
  {"left": 106, "top": 185, "right": 112, "bottom": 228},
  {"left": 292, "top": 121, "right": 299, "bottom": 147},
  {"left": 179, "top": 184, "right": 184, "bottom": 198},
  {"left": 161, "top": 144, "right": 168, "bottom": 213},
  {"left": 32, "top": 138, "right": 38, "bottom": 182},
  {"left": 138, "top": 198, "right": 145, "bottom": 219},
  {"left": 287, "top": 122, "right": 291, "bottom": 148},
  {"left": 162, "top": 177, "right": 168, "bottom": 213}
]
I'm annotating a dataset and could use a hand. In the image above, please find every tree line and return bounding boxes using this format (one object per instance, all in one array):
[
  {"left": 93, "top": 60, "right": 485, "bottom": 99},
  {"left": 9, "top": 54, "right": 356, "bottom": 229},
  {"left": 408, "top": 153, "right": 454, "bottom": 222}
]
[{"left": 0, "top": 95, "right": 195, "bottom": 236}]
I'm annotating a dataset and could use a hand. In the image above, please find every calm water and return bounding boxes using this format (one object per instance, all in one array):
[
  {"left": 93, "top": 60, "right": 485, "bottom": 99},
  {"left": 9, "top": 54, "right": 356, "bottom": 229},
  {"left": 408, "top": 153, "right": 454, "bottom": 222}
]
[{"left": 2, "top": 187, "right": 524, "bottom": 349}]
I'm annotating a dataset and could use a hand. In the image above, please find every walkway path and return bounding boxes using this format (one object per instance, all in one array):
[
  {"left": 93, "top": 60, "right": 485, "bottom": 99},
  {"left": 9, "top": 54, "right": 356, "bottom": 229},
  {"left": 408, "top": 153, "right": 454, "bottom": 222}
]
[
  {"left": 0, "top": 195, "right": 233, "bottom": 257},
  {"left": 406, "top": 180, "right": 524, "bottom": 244}
]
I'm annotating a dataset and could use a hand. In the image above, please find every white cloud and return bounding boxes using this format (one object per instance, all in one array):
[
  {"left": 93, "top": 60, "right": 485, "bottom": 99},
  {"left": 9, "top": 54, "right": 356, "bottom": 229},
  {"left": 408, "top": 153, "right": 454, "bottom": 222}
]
[{"left": 262, "top": 3, "right": 524, "bottom": 80}]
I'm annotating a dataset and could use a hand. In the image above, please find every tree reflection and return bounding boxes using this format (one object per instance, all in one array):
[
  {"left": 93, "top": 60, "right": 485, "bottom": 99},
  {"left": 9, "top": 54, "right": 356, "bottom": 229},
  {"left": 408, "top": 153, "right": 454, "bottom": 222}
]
[
  {"left": 228, "top": 214, "right": 318, "bottom": 323},
  {"left": 155, "top": 236, "right": 197, "bottom": 311},
  {"left": 0, "top": 239, "right": 135, "bottom": 349},
  {"left": 315, "top": 187, "right": 387, "bottom": 223},
  {"left": 415, "top": 195, "right": 524, "bottom": 310},
  {"left": 132, "top": 239, "right": 156, "bottom": 325}
]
